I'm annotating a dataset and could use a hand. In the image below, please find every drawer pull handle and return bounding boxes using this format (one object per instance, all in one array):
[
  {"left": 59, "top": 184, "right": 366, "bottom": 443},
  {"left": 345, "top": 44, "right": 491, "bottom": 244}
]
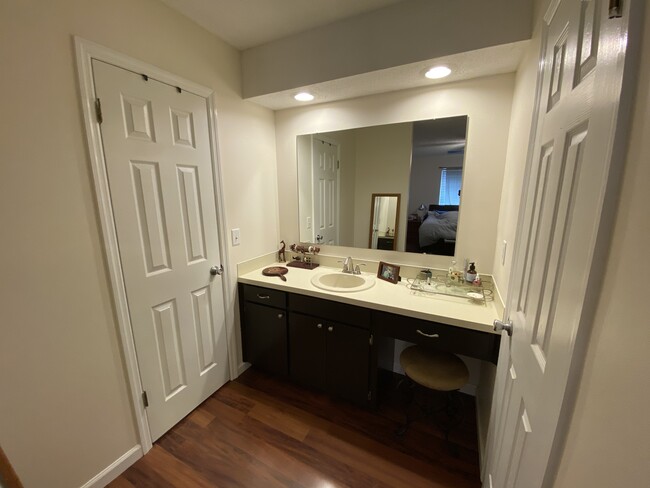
[
  {"left": 317, "top": 323, "right": 323, "bottom": 329},
  {"left": 416, "top": 329, "right": 439, "bottom": 338},
  {"left": 256, "top": 294, "right": 270, "bottom": 299},
  {"left": 277, "top": 313, "right": 284, "bottom": 319},
  {"left": 328, "top": 326, "right": 334, "bottom": 332}
]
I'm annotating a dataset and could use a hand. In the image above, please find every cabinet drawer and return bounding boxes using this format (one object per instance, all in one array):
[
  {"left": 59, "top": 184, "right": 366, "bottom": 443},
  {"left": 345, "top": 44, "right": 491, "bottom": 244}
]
[
  {"left": 243, "top": 284, "right": 286, "bottom": 308},
  {"left": 372, "top": 311, "right": 499, "bottom": 363},
  {"left": 289, "top": 293, "right": 371, "bottom": 329}
]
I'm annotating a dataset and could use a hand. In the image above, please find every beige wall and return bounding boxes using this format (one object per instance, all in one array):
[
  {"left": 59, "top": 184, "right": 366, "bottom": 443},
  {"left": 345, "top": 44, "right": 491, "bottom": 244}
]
[
  {"left": 0, "top": 1, "right": 278, "bottom": 487},
  {"left": 275, "top": 74, "right": 514, "bottom": 271},
  {"left": 552, "top": 3, "right": 650, "bottom": 486},
  {"left": 490, "top": 30, "right": 540, "bottom": 299},
  {"left": 352, "top": 124, "right": 412, "bottom": 250}
]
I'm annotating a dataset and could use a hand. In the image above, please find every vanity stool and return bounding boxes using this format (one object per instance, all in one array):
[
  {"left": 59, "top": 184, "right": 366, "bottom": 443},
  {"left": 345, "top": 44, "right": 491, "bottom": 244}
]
[{"left": 396, "top": 345, "right": 469, "bottom": 446}]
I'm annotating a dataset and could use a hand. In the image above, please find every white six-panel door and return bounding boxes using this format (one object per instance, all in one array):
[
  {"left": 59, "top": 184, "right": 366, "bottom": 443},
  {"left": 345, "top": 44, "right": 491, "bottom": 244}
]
[
  {"left": 92, "top": 60, "right": 229, "bottom": 441},
  {"left": 312, "top": 137, "right": 339, "bottom": 245},
  {"left": 485, "top": 0, "right": 634, "bottom": 486}
]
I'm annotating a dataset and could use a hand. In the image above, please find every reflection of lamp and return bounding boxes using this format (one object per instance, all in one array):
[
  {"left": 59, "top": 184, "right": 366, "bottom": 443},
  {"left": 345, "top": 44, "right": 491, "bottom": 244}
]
[{"left": 417, "top": 203, "right": 427, "bottom": 220}]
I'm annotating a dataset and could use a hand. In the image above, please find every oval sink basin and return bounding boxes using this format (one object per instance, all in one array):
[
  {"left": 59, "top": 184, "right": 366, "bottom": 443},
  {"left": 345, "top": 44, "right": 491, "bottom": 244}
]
[{"left": 311, "top": 272, "right": 376, "bottom": 293}]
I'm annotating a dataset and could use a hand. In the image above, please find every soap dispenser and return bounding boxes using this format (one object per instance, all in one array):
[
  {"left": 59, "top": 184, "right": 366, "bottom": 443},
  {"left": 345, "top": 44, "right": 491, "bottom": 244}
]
[{"left": 466, "top": 262, "right": 477, "bottom": 283}]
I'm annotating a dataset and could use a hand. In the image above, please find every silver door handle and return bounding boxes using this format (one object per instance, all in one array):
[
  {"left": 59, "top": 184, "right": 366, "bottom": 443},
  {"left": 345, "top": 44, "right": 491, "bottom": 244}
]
[
  {"left": 494, "top": 319, "right": 513, "bottom": 336},
  {"left": 327, "top": 326, "right": 333, "bottom": 332},
  {"left": 210, "top": 265, "right": 224, "bottom": 276},
  {"left": 416, "top": 329, "right": 439, "bottom": 338},
  {"left": 317, "top": 323, "right": 323, "bottom": 329}
]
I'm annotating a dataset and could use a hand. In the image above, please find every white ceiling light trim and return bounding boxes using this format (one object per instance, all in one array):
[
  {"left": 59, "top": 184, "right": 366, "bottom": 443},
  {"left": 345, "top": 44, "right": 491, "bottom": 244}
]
[
  {"left": 294, "top": 92, "right": 315, "bottom": 102},
  {"left": 425, "top": 66, "right": 452, "bottom": 79}
]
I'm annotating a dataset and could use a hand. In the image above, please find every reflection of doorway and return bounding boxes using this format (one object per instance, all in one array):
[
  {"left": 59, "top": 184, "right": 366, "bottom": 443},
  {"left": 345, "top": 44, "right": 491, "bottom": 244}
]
[
  {"left": 369, "top": 193, "right": 400, "bottom": 250},
  {"left": 312, "top": 137, "right": 339, "bottom": 245}
]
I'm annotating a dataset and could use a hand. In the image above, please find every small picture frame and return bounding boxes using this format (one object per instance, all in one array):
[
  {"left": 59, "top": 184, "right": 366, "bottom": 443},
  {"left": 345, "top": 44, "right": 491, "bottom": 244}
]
[{"left": 377, "top": 261, "right": 400, "bottom": 284}]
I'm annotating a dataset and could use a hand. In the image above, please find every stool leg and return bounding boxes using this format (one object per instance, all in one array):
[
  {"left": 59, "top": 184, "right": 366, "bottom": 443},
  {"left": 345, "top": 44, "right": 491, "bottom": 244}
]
[
  {"left": 439, "top": 390, "right": 464, "bottom": 456},
  {"left": 395, "top": 376, "right": 415, "bottom": 437}
]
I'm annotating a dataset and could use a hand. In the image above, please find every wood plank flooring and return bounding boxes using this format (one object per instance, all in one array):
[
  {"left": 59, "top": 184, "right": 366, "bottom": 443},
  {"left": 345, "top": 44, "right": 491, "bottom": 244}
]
[{"left": 110, "top": 368, "right": 481, "bottom": 487}]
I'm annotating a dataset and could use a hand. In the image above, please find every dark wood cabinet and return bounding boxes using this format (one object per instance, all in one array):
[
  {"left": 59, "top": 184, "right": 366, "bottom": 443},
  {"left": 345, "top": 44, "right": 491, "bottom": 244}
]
[
  {"left": 240, "top": 285, "right": 288, "bottom": 377},
  {"left": 324, "top": 319, "right": 371, "bottom": 405},
  {"left": 289, "top": 311, "right": 370, "bottom": 406},
  {"left": 239, "top": 282, "right": 499, "bottom": 409},
  {"left": 288, "top": 312, "right": 326, "bottom": 390}
]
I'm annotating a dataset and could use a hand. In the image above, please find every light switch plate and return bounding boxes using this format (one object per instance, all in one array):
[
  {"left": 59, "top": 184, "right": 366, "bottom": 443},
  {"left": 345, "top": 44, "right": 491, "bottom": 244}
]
[
  {"left": 231, "top": 228, "right": 240, "bottom": 246},
  {"left": 307, "top": 216, "right": 312, "bottom": 229}
]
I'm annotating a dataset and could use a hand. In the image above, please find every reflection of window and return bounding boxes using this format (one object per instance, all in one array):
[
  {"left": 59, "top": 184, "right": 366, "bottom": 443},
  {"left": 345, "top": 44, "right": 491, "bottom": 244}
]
[{"left": 438, "top": 167, "right": 462, "bottom": 205}]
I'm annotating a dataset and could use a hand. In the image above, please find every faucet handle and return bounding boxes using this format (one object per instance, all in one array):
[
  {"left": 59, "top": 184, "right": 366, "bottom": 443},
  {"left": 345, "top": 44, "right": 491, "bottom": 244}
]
[{"left": 354, "top": 263, "right": 366, "bottom": 275}]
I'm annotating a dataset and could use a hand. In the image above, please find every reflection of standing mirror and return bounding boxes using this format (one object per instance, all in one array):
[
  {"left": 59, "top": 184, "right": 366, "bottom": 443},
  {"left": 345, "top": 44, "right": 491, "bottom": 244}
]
[{"left": 369, "top": 193, "right": 400, "bottom": 250}]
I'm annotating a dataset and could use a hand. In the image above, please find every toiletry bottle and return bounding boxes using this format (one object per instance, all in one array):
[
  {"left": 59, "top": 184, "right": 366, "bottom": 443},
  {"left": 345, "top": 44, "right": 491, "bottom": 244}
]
[
  {"left": 473, "top": 273, "right": 482, "bottom": 286},
  {"left": 466, "top": 262, "right": 477, "bottom": 283}
]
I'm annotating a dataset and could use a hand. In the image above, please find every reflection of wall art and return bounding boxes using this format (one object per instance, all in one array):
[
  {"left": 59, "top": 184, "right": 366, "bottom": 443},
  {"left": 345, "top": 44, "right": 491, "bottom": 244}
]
[{"left": 377, "top": 261, "right": 400, "bottom": 284}]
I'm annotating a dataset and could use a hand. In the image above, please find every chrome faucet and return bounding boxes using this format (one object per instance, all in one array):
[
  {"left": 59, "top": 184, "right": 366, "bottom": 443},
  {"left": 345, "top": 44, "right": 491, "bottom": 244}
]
[{"left": 342, "top": 256, "right": 354, "bottom": 273}]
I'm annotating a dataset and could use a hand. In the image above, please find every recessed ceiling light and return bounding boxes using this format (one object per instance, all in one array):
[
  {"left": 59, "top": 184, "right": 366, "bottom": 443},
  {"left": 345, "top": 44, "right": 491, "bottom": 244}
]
[
  {"left": 294, "top": 92, "right": 314, "bottom": 102},
  {"left": 425, "top": 66, "right": 452, "bottom": 79}
]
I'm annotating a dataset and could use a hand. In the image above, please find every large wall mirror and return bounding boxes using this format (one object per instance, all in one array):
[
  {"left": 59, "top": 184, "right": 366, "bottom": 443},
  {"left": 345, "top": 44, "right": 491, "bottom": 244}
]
[{"left": 296, "top": 115, "right": 468, "bottom": 256}]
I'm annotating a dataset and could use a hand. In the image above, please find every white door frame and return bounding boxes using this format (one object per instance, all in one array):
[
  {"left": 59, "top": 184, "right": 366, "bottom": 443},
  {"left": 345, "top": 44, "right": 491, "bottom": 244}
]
[{"left": 74, "top": 37, "right": 235, "bottom": 453}]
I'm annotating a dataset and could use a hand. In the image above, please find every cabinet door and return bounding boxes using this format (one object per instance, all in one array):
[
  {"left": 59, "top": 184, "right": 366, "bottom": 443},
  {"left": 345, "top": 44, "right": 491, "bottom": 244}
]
[
  {"left": 242, "top": 302, "right": 287, "bottom": 376},
  {"left": 325, "top": 322, "right": 370, "bottom": 405},
  {"left": 289, "top": 312, "right": 326, "bottom": 390}
]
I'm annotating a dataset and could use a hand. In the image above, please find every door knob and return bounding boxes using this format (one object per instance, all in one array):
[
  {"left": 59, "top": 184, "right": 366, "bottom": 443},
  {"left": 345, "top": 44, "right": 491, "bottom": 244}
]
[
  {"left": 494, "top": 319, "right": 513, "bottom": 336},
  {"left": 210, "top": 265, "right": 223, "bottom": 276}
]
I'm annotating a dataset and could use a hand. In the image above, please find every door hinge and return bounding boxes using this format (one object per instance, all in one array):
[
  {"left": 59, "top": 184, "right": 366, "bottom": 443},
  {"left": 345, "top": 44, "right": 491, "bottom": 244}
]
[
  {"left": 369, "top": 334, "right": 373, "bottom": 346},
  {"left": 337, "top": 160, "right": 340, "bottom": 169},
  {"left": 367, "top": 390, "right": 372, "bottom": 401},
  {"left": 142, "top": 391, "right": 149, "bottom": 408},
  {"left": 95, "top": 98, "right": 103, "bottom": 124},
  {"left": 609, "top": 0, "right": 622, "bottom": 18}
]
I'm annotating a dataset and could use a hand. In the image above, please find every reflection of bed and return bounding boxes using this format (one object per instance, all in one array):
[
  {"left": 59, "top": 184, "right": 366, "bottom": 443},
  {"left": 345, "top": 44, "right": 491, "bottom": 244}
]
[{"left": 408, "top": 205, "right": 458, "bottom": 255}]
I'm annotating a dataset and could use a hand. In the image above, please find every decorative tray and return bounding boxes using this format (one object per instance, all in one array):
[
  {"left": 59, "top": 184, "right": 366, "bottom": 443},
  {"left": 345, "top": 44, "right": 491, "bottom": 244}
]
[{"left": 406, "top": 274, "right": 493, "bottom": 305}]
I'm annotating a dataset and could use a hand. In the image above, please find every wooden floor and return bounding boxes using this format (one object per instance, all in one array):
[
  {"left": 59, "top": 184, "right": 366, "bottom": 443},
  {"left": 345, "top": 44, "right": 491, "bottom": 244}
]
[{"left": 110, "top": 368, "right": 481, "bottom": 488}]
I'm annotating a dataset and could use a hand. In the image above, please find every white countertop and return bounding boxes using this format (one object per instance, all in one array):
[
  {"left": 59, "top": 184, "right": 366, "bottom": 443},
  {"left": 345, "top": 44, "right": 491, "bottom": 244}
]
[{"left": 238, "top": 263, "right": 500, "bottom": 335}]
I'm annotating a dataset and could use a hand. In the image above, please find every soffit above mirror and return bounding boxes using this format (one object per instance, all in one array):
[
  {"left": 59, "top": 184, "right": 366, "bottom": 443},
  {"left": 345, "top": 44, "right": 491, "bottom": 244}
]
[{"left": 246, "top": 41, "right": 529, "bottom": 110}]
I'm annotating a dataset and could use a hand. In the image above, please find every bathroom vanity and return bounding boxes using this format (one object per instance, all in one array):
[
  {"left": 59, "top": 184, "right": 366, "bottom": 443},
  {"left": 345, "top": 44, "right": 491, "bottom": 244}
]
[{"left": 238, "top": 263, "right": 500, "bottom": 408}]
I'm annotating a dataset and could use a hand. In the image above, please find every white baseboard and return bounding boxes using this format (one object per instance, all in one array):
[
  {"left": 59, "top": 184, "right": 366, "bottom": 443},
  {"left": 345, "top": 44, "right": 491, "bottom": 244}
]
[{"left": 80, "top": 445, "right": 142, "bottom": 488}]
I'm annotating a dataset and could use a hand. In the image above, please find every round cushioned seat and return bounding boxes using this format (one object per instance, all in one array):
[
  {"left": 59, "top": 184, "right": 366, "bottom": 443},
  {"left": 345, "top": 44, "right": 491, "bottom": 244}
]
[{"left": 400, "top": 346, "right": 469, "bottom": 391}]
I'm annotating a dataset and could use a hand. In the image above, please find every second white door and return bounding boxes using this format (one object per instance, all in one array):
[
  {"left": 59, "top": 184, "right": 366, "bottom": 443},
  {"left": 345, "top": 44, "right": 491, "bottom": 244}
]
[
  {"left": 312, "top": 137, "right": 339, "bottom": 245},
  {"left": 93, "top": 60, "right": 230, "bottom": 441}
]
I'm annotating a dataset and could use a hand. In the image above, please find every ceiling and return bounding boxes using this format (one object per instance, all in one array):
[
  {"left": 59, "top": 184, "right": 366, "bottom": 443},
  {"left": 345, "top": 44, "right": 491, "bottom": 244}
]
[
  {"left": 159, "top": 0, "right": 406, "bottom": 50},
  {"left": 160, "top": 0, "right": 529, "bottom": 111}
]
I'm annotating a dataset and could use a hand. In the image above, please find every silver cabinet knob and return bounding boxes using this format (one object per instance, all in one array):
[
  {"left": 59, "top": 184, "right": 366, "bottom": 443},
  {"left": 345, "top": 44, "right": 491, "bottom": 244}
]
[
  {"left": 317, "top": 323, "right": 323, "bottom": 329},
  {"left": 494, "top": 319, "right": 513, "bottom": 336},
  {"left": 210, "top": 265, "right": 223, "bottom": 276},
  {"left": 327, "top": 326, "right": 333, "bottom": 332},
  {"left": 277, "top": 313, "right": 284, "bottom": 319}
]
